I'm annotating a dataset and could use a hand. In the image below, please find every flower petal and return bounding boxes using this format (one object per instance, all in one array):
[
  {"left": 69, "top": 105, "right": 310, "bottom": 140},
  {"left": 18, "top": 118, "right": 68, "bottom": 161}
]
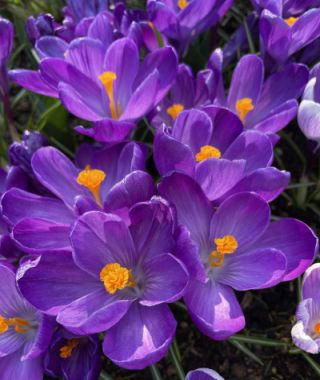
[{"left": 103, "top": 303, "right": 176, "bottom": 369}]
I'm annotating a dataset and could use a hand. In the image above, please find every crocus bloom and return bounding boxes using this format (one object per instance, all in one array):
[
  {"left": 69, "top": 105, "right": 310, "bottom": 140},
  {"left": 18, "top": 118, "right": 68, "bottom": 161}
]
[
  {"left": 10, "top": 37, "right": 178, "bottom": 142},
  {"left": 292, "top": 264, "right": 320, "bottom": 354},
  {"left": 0, "top": 263, "right": 53, "bottom": 379},
  {"left": 0, "top": 17, "right": 14, "bottom": 121},
  {"left": 259, "top": 5, "right": 320, "bottom": 67},
  {"left": 159, "top": 173, "right": 318, "bottom": 339},
  {"left": 63, "top": 0, "right": 108, "bottom": 24},
  {"left": 147, "top": 0, "right": 233, "bottom": 55},
  {"left": 298, "top": 66, "right": 320, "bottom": 145},
  {"left": 154, "top": 107, "right": 290, "bottom": 202},
  {"left": 17, "top": 198, "right": 189, "bottom": 369},
  {"left": 252, "top": 0, "right": 320, "bottom": 16},
  {"left": 186, "top": 368, "right": 224, "bottom": 380},
  {"left": 2, "top": 142, "right": 154, "bottom": 254},
  {"left": 150, "top": 64, "right": 215, "bottom": 127},
  {"left": 208, "top": 53, "right": 309, "bottom": 136},
  {"left": 45, "top": 328, "right": 101, "bottom": 380}
]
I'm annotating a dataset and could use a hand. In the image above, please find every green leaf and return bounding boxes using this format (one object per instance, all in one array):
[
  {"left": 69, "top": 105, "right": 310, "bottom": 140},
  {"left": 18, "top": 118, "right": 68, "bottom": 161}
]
[{"left": 229, "top": 339, "right": 263, "bottom": 366}]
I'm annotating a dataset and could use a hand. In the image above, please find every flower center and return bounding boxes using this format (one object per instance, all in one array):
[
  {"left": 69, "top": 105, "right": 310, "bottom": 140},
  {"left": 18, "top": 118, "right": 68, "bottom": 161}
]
[
  {"left": 314, "top": 322, "right": 320, "bottom": 336},
  {"left": 99, "top": 71, "right": 121, "bottom": 120},
  {"left": 285, "top": 17, "right": 298, "bottom": 27},
  {"left": 236, "top": 98, "right": 254, "bottom": 122},
  {"left": 0, "top": 315, "right": 31, "bottom": 334},
  {"left": 196, "top": 145, "right": 221, "bottom": 162},
  {"left": 100, "top": 263, "right": 136, "bottom": 294},
  {"left": 178, "top": 0, "right": 188, "bottom": 10},
  {"left": 77, "top": 165, "right": 106, "bottom": 207},
  {"left": 208, "top": 235, "right": 238, "bottom": 267},
  {"left": 167, "top": 103, "right": 184, "bottom": 120},
  {"left": 60, "top": 338, "right": 80, "bottom": 359}
]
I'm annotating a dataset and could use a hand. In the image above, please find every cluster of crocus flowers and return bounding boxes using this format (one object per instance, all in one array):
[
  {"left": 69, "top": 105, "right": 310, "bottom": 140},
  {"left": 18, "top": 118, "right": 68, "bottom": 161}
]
[{"left": 0, "top": 0, "right": 320, "bottom": 378}]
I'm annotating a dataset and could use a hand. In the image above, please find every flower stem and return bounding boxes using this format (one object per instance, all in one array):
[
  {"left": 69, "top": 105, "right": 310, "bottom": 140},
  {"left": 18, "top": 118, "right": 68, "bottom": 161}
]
[
  {"left": 99, "top": 370, "right": 114, "bottom": 380},
  {"left": 169, "top": 345, "right": 185, "bottom": 380},
  {"left": 149, "top": 364, "right": 163, "bottom": 380}
]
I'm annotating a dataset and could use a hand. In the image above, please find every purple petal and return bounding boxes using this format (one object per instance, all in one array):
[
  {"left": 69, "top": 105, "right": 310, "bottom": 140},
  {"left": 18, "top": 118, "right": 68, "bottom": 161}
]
[
  {"left": 184, "top": 280, "right": 245, "bottom": 340},
  {"left": 195, "top": 158, "right": 246, "bottom": 201},
  {"left": 88, "top": 12, "right": 114, "bottom": 46},
  {"left": 104, "top": 38, "right": 139, "bottom": 109},
  {"left": 71, "top": 211, "right": 136, "bottom": 278},
  {"left": 57, "top": 289, "right": 134, "bottom": 335},
  {"left": 254, "top": 219, "right": 318, "bottom": 281},
  {"left": 210, "top": 192, "right": 270, "bottom": 250},
  {"left": 35, "top": 36, "right": 68, "bottom": 59},
  {"left": 17, "top": 252, "right": 98, "bottom": 315},
  {"left": 298, "top": 100, "right": 320, "bottom": 142},
  {"left": 32, "top": 147, "right": 86, "bottom": 209},
  {"left": 129, "top": 198, "right": 175, "bottom": 261},
  {"left": 186, "top": 368, "right": 224, "bottom": 380},
  {"left": 218, "top": 248, "right": 286, "bottom": 290},
  {"left": 291, "top": 9, "right": 320, "bottom": 53},
  {"left": 223, "top": 131, "right": 273, "bottom": 175},
  {"left": 104, "top": 171, "right": 156, "bottom": 223},
  {"left": 221, "top": 167, "right": 290, "bottom": 203},
  {"left": 0, "top": 350, "right": 43, "bottom": 380},
  {"left": 103, "top": 303, "right": 176, "bottom": 369},
  {"left": 75, "top": 119, "right": 135, "bottom": 142},
  {"left": 13, "top": 218, "right": 71, "bottom": 254},
  {"left": 227, "top": 54, "right": 264, "bottom": 110},
  {"left": 140, "top": 254, "right": 189, "bottom": 306},
  {"left": 158, "top": 173, "right": 212, "bottom": 249},
  {"left": 1, "top": 188, "right": 74, "bottom": 225},
  {"left": 154, "top": 128, "right": 195, "bottom": 177},
  {"left": 302, "top": 264, "right": 320, "bottom": 304},
  {"left": 9, "top": 70, "right": 58, "bottom": 97}
]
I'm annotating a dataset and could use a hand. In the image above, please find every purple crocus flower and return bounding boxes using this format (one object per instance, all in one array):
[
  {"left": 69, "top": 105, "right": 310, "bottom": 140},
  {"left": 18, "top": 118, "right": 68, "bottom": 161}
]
[
  {"left": 0, "top": 17, "right": 14, "bottom": 126},
  {"left": 9, "top": 131, "right": 47, "bottom": 175},
  {"left": 159, "top": 173, "right": 318, "bottom": 339},
  {"left": 252, "top": 0, "right": 320, "bottom": 17},
  {"left": 150, "top": 64, "right": 215, "bottom": 127},
  {"left": 17, "top": 198, "right": 189, "bottom": 369},
  {"left": 292, "top": 264, "right": 320, "bottom": 354},
  {"left": 0, "top": 263, "right": 53, "bottom": 379},
  {"left": 208, "top": 52, "right": 309, "bottom": 136},
  {"left": 10, "top": 37, "right": 178, "bottom": 142},
  {"left": 298, "top": 66, "right": 320, "bottom": 146},
  {"left": 186, "top": 368, "right": 224, "bottom": 380},
  {"left": 259, "top": 4, "right": 320, "bottom": 68},
  {"left": 63, "top": 0, "right": 109, "bottom": 24},
  {"left": 147, "top": 0, "right": 234, "bottom": 55},
  {"left": 2, "top": 142, "right": 154, "bottom": 254},
  {"left": 154, "top": 107, "right": 290, "bottom": 203},
  {"left": 45, "top": 327, "right": 101, "bottom": 380}
]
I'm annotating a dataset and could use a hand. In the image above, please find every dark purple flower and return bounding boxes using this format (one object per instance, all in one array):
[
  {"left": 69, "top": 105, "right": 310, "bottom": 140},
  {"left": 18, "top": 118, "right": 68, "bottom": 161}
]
[
  {"left": 2, "top": 142, "right": 154, "bottom": 254},
  {"left": 64, "top": 0, "right": 109, "bottom": 24},
  {"left": 159, "top": 173, "right": 318, "bottom": 339},
  {"left": 10, "top": 37, "right": 178, "bottom": 142},
  {"left": 154, "top": 107, "right": 290, "bottom": 202},
  {"left": 259, "top": 5, "right": 320, "bottom": 67},
  {"left": 151, "top": 64, "right": 215, "bottom": 127},
  {"left": 0, "top": 263, "right": 53, "bottom": 379},
  {"left": 45, "top": 327, "right": 101, "bottom": 380},
  {"left": 292, "top": 264, "right": 320, "bottom": 354},
  {"left": 208, "top": 53, "right": 309, "bottom": 135},
  {"left": 147, "top": 0, "right": 234, "bottom": 55},
  {"left": 9, "top": 131, "right": 47, "bottom": 175},
  {"left": 17, "top": 198, "right": 189, "bottom": 369}
]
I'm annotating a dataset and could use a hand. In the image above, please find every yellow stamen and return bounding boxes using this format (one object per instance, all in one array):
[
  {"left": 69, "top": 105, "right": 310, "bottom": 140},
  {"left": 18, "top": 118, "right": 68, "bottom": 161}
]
[
  {"left": 60, "top": 338, "right": 80, "bottom": 359},
  {"left": 148, "top": 21, "right": 155, "bottom": 30},
  {"left": 178, "top": 0, "right": 188, "bottom": 10},
  {"left": 285, "top": 17, "right": 298, "bottom": 27},
  {"left": 314, "top": 322, "right": 320, "bottom": 336},
  {"left": 99, "top": 71, "right": 120, "bottom": 119},
  {"left": 0, "top": 315, "right": 31, "bottom": 334},
  {"left": 209, "top": 235, "right": 238, "bottom": 267},
  {"left": 236, "top": 98, "right": 254, "bottom": 122},
  {"left": 100, "top": 263, "right": 135, "bottom": 294},
  {"left": 77, "top": 165, "right": 106, "bottom": 206},
  {"left": 195, "top": 145, "right": 221, "bottom": 162},
  {"left": 167, "top": 104, "right": 184, "bottom": 120}
]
